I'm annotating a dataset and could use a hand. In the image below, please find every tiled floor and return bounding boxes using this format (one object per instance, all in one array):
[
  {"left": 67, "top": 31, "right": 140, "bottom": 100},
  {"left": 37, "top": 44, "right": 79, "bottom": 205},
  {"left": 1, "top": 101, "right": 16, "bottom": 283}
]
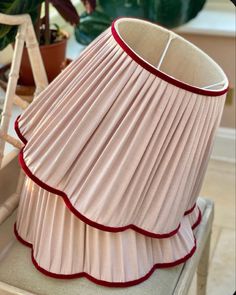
[{"left": 188, "top": 159, "right": 236, "bottom": 295}]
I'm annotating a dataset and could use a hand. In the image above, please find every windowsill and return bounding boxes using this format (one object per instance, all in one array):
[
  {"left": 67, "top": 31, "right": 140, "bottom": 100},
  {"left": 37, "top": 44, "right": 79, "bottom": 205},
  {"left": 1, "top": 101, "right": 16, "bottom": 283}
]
[{"left": 175, "top": 2, "right": 235, "bottom": 37}]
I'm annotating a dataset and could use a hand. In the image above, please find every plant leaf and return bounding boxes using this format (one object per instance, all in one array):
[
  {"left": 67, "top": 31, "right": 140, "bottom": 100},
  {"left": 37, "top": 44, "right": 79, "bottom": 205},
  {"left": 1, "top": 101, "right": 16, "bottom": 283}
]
[
  {"left": 0, "top": 0, "right": 43, "bottom": 50},
  {"left": 81, "top": 0, "right": 96, "bottom": 14},
  {"left": 75, "top": 10, "right": 111, "bottom": 45},
  {"left": 50, "top": 0, "right": 80, "bottom": 25}
]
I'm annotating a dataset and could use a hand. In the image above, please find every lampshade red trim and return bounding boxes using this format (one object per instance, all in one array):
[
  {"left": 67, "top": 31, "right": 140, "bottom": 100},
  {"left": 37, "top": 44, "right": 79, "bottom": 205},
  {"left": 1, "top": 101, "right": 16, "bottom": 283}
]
[
  {"left": 111, "top": 18, "right": 228, "bottom": 97},
  {"left": 15, "top": 116, "right": 197, "bottom": 239},
  {"left": 191, "top": 207, "right": 202, "bottom": 230},
  {"left": 14, "top": 210, "right": 201, "bottom": 288},
  {"left": 14, "top": 118, "right": 27, "bottom": 145},
  {"left": 184, "top": 203, "right": 196, "bottom": 216}
]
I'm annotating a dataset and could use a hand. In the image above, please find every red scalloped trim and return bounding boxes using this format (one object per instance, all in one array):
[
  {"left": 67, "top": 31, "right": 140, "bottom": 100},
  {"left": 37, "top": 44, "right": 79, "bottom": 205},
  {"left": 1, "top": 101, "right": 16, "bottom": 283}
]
[
  {"left": 111, "top": 18, "right": 228, "bottom": 97},
  {"left": 14, "top": 118, "right": 27, "bottom": 145},
  {"left": 15, "top": 116, "right": 197, "bottom": 239},
  {"left": 191, "top": 207, "right": 202, "bottom": 230},
  {"left": 14, "top": 208, "right": 201, "bottom": 288},
  {"left": 184, "top": 203, "right": 196, "bottom": 216}
]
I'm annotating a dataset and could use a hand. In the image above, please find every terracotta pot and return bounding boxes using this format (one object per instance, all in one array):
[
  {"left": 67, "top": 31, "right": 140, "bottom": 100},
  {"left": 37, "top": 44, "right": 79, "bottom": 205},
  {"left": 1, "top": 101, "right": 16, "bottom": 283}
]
[{"left": 19, "top": 31, "right": 69, "bottom": 86}]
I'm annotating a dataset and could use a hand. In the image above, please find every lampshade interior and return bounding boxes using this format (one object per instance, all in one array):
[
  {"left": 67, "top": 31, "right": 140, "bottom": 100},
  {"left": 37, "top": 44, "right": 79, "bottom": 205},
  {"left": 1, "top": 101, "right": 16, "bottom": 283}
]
[{"left": 115, "top": 19, "right": 227, "bottom": 90}]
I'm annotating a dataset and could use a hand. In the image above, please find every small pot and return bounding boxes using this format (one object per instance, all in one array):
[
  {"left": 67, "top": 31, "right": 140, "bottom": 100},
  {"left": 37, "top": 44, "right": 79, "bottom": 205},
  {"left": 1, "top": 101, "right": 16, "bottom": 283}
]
[{"left": 19, "top": 31, "right": 69, "bottom": 86}]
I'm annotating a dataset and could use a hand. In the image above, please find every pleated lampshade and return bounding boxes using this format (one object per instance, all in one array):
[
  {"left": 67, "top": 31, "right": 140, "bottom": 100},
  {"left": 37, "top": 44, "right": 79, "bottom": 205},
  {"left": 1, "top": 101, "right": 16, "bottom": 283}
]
[{"left": 14, "top": 18, "right": 228, "bottom": 287}]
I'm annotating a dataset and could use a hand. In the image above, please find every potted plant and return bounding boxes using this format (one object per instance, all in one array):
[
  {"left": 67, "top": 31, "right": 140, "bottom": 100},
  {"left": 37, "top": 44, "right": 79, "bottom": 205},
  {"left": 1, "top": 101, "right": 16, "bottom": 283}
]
[
  {"left": 19, "top": 0, "right": 80, "bottom": 86},
  {"left": 0, "top": 0, "right": 95, "bottom": 86}
]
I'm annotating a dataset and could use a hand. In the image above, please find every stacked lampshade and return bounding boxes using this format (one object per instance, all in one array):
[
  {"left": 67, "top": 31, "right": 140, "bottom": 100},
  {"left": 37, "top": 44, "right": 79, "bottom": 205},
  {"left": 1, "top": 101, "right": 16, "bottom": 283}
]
[{"left": 14, "top": 18, "right": 228, "bottom": 287}]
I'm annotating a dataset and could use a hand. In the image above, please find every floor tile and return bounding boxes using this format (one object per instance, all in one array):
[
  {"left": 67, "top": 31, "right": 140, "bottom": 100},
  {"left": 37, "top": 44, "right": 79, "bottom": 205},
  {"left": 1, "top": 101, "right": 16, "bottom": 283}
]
[
  {"left": 189, "top": 159, "right": 235, "bottom": 295},
  {"left": 207, "top": 228, "right": 236, "bottom": 295},
  {"left": 200, "top": 160, "right": 235, "bottom": 229},
  {"left": 209, "top": 225, "right": 222, "bottom": 262}
]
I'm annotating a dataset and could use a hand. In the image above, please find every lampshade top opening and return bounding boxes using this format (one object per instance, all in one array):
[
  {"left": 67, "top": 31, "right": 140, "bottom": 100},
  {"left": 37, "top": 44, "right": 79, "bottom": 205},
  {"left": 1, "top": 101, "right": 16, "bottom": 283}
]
[{"left": 113, "top": 18, "right": 228, "bottom": 95}]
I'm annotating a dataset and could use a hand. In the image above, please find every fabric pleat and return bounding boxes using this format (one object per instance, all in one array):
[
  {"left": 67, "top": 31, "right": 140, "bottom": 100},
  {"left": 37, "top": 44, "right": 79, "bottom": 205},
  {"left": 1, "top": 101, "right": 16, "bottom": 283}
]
[
  {"left": 14, "top": 17, "right": 228, "bottom": 286},
  {"left": 15, "top": 176, "right": 200, "bottom": 285},
  {"left": 15, "top": 25, "right": 226, "bottom": 236}
]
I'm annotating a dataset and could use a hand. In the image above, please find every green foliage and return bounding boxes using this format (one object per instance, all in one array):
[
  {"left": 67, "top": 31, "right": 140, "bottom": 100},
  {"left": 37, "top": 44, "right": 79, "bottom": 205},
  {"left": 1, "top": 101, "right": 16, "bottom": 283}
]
[
  {"left": 149, "top": 0, "right": 183, "bottom": 28},
  {"left": 0, "top": 0, "right": 43, "bottom": 50},
  {"left": 187, "top": 0, "right": 206, "bottom": 20},
  {"left": 75, "top": 0, "right": 206, "bottom": 45},
  {"left": 0, "top": 0, "right": 80, "bottom": 50},
  {"left": 0, "top": 0, "right": 207, "bottom": 48},
  {"left": 75, "top": 10, "right": 110, "bottom": 45},
  {"left": 50, "top": 0, "right": 80, "bottom": 25}
]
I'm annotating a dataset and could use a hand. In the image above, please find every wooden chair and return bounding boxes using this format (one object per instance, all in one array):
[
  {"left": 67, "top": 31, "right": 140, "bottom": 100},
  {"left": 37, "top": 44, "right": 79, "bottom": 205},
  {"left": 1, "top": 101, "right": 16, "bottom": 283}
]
[{"left": 0, "top": 13, "right": 48, "bottom": 225}]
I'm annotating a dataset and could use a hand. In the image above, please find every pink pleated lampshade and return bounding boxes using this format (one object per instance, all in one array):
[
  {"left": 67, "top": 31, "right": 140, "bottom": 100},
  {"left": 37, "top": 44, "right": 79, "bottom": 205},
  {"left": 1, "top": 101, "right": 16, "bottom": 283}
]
[{"left": 14, "top": 18, "right": 228, "bottom": 287}]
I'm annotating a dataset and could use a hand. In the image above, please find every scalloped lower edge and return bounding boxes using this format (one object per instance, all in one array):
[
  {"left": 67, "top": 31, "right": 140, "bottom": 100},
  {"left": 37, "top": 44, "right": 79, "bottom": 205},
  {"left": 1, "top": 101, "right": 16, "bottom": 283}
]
[
  {"left": 15, "top": 116, "right": 197, "bottom": 239},
  {"left": 13, "top": 208, "right": 201, "bottom": 288}
]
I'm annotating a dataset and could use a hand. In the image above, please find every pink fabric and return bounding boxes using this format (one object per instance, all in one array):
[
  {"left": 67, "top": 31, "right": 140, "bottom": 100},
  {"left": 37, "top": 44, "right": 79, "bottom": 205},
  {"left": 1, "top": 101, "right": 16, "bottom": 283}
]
[
  {"left": 14, "top": 18, "right": 227, "bottom": 286},
  {"left": 16, "top": 176, "right": 200, "bottom": 285},
  {"left": 17, "top": 30, "right": 225, "bottom": 235}
]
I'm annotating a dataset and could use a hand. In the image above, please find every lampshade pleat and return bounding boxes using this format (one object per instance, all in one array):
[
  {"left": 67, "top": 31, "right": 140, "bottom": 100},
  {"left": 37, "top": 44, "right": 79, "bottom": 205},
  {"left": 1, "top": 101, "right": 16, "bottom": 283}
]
[
  {"left": 15, "top": 44, "right": 225, "bottom": 234},
  {"left": 14, "top": 17, "right": 228, "bottom": 286},
  {"left": 16, "top": 176, "right": 199, "bottom": 284}
]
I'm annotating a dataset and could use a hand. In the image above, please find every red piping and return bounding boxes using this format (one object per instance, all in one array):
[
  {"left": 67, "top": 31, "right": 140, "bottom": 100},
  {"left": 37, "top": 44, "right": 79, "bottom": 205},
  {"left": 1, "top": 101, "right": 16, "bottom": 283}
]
[
  {"left": 111, "top": 18, "right": 228, "bottom": 97},
  {"left": 14, "top": 119, "right": 27, "bottom": 145},
  {"left": 184, "top": 203, "right": 196, "bottom": 216},
  {"left": 15, "top": 116, "right": 197, "bottom": 239},
  {"left": 14, "top": 208, "right": 201, "bottom": 288},
  {"left": 191, "top": 207, "right": 202, "bottom": 230}
]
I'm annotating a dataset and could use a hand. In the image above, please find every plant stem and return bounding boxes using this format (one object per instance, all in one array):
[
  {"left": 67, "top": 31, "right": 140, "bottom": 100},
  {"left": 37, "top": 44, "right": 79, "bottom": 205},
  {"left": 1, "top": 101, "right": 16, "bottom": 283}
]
[
  {"left": 45, "top": 0, "right": 50, "bottom": 45},
  {"left": 34, "top": 4, "right": 42, "bottom": 43}
]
